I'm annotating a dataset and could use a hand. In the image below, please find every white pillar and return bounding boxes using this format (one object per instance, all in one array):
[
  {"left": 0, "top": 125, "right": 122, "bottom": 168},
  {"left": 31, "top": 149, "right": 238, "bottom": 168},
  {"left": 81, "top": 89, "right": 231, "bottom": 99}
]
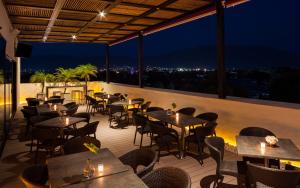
[{"left": 16, "top": 57, "right": 21, "bottom": 105}]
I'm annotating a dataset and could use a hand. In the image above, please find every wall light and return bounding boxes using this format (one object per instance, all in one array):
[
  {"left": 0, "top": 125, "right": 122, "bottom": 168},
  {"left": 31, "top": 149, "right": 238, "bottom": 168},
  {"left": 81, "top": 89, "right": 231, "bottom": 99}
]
[
  {"left": 98, "top": 11, "right": 106, "bottom": 18},
  {"left": 72, "top": 35, "right": 77, "bottom": 40}
]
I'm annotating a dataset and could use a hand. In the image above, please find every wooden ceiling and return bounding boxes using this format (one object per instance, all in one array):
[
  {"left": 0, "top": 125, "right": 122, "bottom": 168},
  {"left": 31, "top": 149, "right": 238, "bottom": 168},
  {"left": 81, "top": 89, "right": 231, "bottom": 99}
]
[{"left": 3, "top": 0, "right": 247, "bottom": 45}]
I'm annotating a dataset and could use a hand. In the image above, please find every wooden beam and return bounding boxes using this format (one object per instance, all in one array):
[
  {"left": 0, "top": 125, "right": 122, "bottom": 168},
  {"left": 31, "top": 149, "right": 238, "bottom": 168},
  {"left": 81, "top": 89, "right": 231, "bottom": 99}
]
[
  {"left": 105, "top": 44, "right": 110, "bottom": 83},
  {"left": 93, "top": 0, "right": 178, "bottom": 42},
  {"left": 43, "top": 0, "right": 66, "bottom": 42},
  {"left": 73, "top": 0, "right": 123, "bottom": 40},
  {"left": 138, "top": 32, "right": 144, "bottom": 88},
  {"left": 216, "top": 0, "right": 226, "bottom": 99}
]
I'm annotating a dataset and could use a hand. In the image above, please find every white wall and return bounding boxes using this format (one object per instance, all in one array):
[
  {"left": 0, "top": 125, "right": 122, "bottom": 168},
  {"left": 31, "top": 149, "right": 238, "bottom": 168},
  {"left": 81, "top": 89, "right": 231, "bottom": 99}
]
[{"left": 0, "top": 0, "right": 18, "bottom": 60}]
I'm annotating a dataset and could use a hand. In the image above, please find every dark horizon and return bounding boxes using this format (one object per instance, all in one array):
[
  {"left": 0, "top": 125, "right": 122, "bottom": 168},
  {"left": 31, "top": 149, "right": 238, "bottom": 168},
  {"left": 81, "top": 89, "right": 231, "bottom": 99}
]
[{"left": 22, "top": 0, "right": 300, "bottom": 71}]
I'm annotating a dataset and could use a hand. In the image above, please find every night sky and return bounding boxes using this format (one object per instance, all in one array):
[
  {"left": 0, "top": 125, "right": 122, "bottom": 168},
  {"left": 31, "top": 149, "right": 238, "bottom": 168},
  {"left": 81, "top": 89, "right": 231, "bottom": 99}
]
[{"left": 24, "top": 0, "right": 300, "bottom": 70}]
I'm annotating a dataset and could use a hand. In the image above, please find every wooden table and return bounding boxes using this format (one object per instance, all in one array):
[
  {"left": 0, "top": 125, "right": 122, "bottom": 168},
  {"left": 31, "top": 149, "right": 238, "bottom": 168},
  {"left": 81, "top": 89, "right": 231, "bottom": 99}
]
[
  {"left": 94, "top": 93, "right": 119, "bottom": 100},
  {"left": 46, "top": 148, "right": 147, "bottom": 188},
  {"left": 35, "top": 117, "right": 86, "bottom": 129},
  {"left": 36, "top": 104, "right": 67, "bottom": 114},
  {"left": 145, "top": 110, "right": 206, "bottom": 159},
  {"left": 236, "top": 136, "right": 300, "bottom": 166}
]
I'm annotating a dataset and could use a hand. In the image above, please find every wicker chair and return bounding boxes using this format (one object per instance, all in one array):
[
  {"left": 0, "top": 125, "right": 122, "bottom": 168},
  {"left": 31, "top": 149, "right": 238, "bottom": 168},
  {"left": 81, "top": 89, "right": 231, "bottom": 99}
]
[
  {"left": 140, "top": 101, "right": 151, "bottom": 112},
  {"left": 63, "top": 102, "right": 77, "bottom": 109},
  {"left": 33, "top": 127, "right": 64, "bottom": 162},
  {"left": 71, "top": 112, "right": 91, "bottom": 123},
  {"left": 20, "top": 164, "right": 48, "bottom": 188},
  {"left": 128, "top": 98, "right": 145, "bottom": 113},
  {"left": 142, "top": 167, "right": 191, "bottom": 188},
  {"left": 119, "top": 148, "right": 158, "bottom": 178},
  {"left": 65, "top": 104, "right": 79, "bottom": 116},
  {"left": 247, "top": 162, "right": 300, "bottom": 188},
  {"left": 64, "top": 121, "right": 99, "bottom": 139},
  {"left": 185, "top": 122, "right": 217, "bottom": 164},
  {"left": 146, "top": 107, "right": 164, "bottom": 112},
  {"left": 63, "top": 136, "right": 101, "bottom": 155},
  {"left": 133, "top": 113, "right": 151, "bottom": 148},
  {"left": 89, "top": 97, "right": 105, "bottom": 115},
  {"left": 107, "top": 104, "right": 129, "bottom": 127},
  {"left": 21, "top": 108, "right": 38, "bottom": 135},
  {"left": 45, "top": 98, "right": 64, "bottom": 104},
  {"left": 195, "top": 112, "right": 218, "bottom": 122},
  {"left": 176, "top": 107, "right": 196, "bottom": 116},
  {"left": 205, "top": 137, "right": 244, "bottom": 188},
  {"left": 26, "top": 98, "right": 40, "bottom": 107},
  {"left": 149, "top": 120, "right": 179, "bottom": 161},
  {"left": 239, "top": 127, "right": 280, "bottom": 168}
]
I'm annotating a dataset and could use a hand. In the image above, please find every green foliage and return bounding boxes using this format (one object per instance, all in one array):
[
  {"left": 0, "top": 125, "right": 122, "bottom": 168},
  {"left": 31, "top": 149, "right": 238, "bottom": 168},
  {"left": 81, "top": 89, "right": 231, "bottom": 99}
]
[
  {"left": 171, "top": 102, "right": 177, "bottom": 109},
  {"left": 75, "top": 64, "right": 98, "bottom": 83},
  {"left": 55, "top": 67, "right": 78, "bottom": 84}
]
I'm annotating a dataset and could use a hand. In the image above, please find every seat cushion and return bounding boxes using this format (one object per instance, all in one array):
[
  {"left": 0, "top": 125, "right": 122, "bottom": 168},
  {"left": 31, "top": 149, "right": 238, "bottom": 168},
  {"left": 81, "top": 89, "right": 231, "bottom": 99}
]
[{"left": 220, "top": 160, "right": 238, "bottom": 177}]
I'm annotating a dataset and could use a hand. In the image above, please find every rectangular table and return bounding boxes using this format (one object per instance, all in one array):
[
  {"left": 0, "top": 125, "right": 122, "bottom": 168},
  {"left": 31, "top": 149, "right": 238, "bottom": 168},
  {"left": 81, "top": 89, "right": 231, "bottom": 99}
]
[
  {"left": 145, "top": 110, "right": 206, "bottom": 159},
  {"left": 36, "top": 104, "right": 68, "bottom": 114},
  {"left": 35, "top": 117, "right": 86, "bottom": 129},
  {"left": 236, "top": 136, "right": 300, "bottom": 166},
  {"left": 47, "top": 148, "right": 147, "bottom": 188}
]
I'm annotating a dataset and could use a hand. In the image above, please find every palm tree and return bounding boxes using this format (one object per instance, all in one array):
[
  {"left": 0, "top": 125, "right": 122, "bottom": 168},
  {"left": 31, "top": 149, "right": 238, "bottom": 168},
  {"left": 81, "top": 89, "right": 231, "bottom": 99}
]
[
  {"left": 55, "top": 67, "right": 78, "bottom": 93},
  {"left": 75, "top": 64, "right": 98, "bottom": 94},
  {"left": 30, "top": 71, "right": 48, "bottom": 93}
]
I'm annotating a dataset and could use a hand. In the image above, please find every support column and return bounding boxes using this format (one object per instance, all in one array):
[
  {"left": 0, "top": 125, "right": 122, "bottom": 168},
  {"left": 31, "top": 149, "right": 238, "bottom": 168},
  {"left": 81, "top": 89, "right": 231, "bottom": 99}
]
[
  {"left": 105, "top": 44, "right": 110, "bottom": 84},
  {"left": 16, "top": 57, "right": 21, "bottom": 105},
  {"left": 216, "top": 0, "right": 226, "bottom": 99},
  {"left": 138, "top": 32, "right": 144, "bottom": 88}
]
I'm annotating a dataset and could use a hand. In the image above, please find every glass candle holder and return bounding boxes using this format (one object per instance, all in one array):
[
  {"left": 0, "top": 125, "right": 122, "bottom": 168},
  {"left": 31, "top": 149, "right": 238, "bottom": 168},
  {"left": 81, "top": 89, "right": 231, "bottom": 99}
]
[
  {"left": 53, "top": 105, "right": 57, "bottom": 111},
  {"left": 65, "top": 117, "right": 69, "bottom": 125},
  {"left": 176, "top": 113, "right": 179, "bottom": 121},
  {"left": 98, "top": 163, "right": 104, "bottom": 173},
  {"left": 128, "top": 99, "right": 132, "bottom": 104}
]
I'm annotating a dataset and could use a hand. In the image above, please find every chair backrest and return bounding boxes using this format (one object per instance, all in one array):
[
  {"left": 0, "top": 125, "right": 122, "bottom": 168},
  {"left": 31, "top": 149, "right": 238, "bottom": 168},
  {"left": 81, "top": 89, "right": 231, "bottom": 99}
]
[
  {"left": 195, "top": 112, "right": 218, "bottom": 122},
  {"left": 205, "top": 137, "right": 225, "bottom": 175},
  {"left": 49, "top": 96, "right": 61, "bottom": 99},
  {"left": 66, "top": 105, "right": 79, "bottom": 116},
  {"left": 132, "top": 98, "right": 144, "bottom": 102},
  {"left": 194, "top": 122, "right": 217, "bottom": 142},
  {"left": 78, "top": 121, "right": 99, "bottom": 137},
  {"left": 21, "top": 108, "right": 37, "bottom": 119},
  {"left": 108, "top": 104, "right": 125, "bottom": 114},
  {"left": 239, "top": 127, "right": 275, "bottom": 137},
  {"left": 26, "top": 98, "right": 40, "bottom": 106},
  {"left": 63, "top": 136, "right": 101, "bottom": 155},
  {"left": 71, "top": 112, "right": 91, "bottom": 123},
  {"left": 33, "top": 127, "right": 61, "bottom": 142},
  {"left": 119, "top": 148, "right": 158, "bottom": 177},
  {"left": 177, "top": 107, "right": 196, "bottom": 116},
  {"left": 113, "top": 93, "right": 121, "bottom": 97},
  {"left": 141, "top": 101, "right": 151, "bottom": 112},
  {"left": 133, "top": 113, "right": 148, "bottom": 128},
  {"left": 20, "top": 164, "right": 48, "bottom": 187},
  {"left": 146, "top": 107, "right": 164, "bottom": 112},
  {"left": 46, "top": 98, "right": 64, "bottom": 104},
  {"left": 64, "top": 102, "right": 77, "bottom": 109},
  {"left": 247, "top": 162, "right": 300, "bottom": 188},
  {"left": 142, "top": 167, "right": 191, "bottom": 188}
]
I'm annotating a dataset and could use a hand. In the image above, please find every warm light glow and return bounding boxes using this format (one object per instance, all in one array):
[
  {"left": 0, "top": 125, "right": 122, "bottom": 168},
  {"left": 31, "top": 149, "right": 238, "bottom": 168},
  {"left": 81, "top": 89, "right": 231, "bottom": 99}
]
[
  {"left": 65, "top": 117, "right": 69, "bottom": 125},
  {"left": 43, "top": 36, "right": 47, "bottom": 42},
  {"left": 72, "top": 35, "right": 77, "bottom": 40},
  {"left": 260, "top": 142, "right": 266, "bottom": 149},
  {"left": 128, "top": 99, "right": 132, "bottom": 104},
  {"left": 98, "top": 163, "right": 104, "bottom": 172},
  {"left": 98, "top": 11, "right": 106, "bottom": 18},
  {"left": 107, "top": 94, "right": 110, "bottom": 98},
  {"left": 53, "top": 105, "right": 57, "bottom": 111},
  {"left": 176, "top": 113, "right": 179, "bottom": 122}
]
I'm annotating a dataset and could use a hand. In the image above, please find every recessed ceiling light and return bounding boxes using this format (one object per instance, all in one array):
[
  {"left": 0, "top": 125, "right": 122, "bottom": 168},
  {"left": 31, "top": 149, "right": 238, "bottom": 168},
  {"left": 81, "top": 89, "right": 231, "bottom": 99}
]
[
  {"left": 72, "top": 35, "right": 77, "bottom": 40},
  {"left": 98, "top": 11, "right": 106, "bottom": 18}
]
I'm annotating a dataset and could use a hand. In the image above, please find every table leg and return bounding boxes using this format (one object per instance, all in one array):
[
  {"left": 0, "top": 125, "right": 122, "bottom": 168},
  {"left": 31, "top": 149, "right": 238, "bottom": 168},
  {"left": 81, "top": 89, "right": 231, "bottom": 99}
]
[{"left": 179, "top": 127, "right": 185, "bottom": 159}]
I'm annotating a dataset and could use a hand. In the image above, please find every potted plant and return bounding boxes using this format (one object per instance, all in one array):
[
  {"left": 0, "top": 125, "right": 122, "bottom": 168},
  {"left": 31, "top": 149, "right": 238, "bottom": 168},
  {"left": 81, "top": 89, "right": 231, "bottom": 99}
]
[
  {"left": 55, "top": 67, "right": 78, "bottom": 94},
  {"left": 75, "top": 64, "right": 98, "bottom": 95}
]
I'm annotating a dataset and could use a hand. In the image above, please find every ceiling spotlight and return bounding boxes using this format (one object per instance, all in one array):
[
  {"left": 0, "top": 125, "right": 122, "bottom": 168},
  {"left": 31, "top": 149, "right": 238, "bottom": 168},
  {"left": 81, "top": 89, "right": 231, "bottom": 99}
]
[
  {"left": 98, "top": 11, "right": 106, "bottom": 18},
  {"left": 72, "top": 35, "right": 77, "bottom": 40}
]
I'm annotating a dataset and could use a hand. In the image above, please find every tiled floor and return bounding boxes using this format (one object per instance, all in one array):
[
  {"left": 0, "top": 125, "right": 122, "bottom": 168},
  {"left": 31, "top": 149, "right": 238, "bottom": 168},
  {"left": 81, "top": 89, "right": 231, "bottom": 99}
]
[{"left": 0, "top": 105, "right": 238, "bottom": 188}]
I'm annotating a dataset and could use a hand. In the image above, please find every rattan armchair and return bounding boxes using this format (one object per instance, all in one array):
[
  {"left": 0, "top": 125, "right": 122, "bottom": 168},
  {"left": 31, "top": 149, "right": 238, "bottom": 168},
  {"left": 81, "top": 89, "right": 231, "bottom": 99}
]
[
  {"left": 247, "top": 162, "right": 300, "bottom": 188},
  {"left": 20, "top": 164, "right": 48, "bottom": 188},
  {"left": 142, "top": 167, "right": 191, "bottom": 188},
  {"left": 63, "top": 136, "right": 101, "bottom": 155},
  {"left": 176, "top": 107, "right": 196, "bottom": 116},
  {"left": 133, "top": 113, "right": 151, "bottom": 148},
  {"left": 119, "top": 148, "right": 158, "bottom": 178}
]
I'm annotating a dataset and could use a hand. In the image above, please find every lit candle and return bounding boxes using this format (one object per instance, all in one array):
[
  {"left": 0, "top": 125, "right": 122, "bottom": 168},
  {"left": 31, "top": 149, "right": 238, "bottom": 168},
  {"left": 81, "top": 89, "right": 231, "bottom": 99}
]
[
  {"left": 128, "top": 99, "right": 132, "bottom": 104},
  {"left": 65, "top": 117, "right": 69, "bottom": 125},
  {"left": 45, "top": 97, "right": 48, "bottom": 101},
  {"left": 98, "top": 163, "right": 104, "bottom": 172},
  {"left": 176, "top": 113, "right": 179, "bottom": 121},
  {"left": 107, "top": 94, "right": 110, "bottom": 98},
  {"left": 260, "top": 142, "right": 266, "bottom": 149},
  {"left": 53, "top": 105, "right": 57, "bottom": 111}
]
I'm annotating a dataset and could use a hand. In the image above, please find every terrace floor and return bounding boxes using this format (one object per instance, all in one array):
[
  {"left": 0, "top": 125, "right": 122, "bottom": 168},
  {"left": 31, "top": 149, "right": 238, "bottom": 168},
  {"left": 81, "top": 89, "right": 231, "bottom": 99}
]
[{"left": 0, "top": 105, "right": 238, "bottom": 188}]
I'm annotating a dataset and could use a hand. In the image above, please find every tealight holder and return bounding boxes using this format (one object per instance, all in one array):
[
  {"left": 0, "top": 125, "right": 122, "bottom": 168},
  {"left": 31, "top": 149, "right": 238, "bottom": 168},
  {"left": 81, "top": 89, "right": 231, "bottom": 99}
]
[
  {"left": 65, "top": 117, "right": 69, "bottom": 125},
  {"left": 98, "top": 163, "right": 104, "bottom": 173}
]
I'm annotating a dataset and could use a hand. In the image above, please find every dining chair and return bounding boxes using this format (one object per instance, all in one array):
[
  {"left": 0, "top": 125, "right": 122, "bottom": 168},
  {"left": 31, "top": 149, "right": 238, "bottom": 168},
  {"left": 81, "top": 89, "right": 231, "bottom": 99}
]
[
  {"left": 146, "top": 107, "right": 164, "bottom": 112},
  {"left": 63, "top": 102, "right": 77, "bottom": 109},
  {"left": 205, "top": 137, "right": 245, "bottom": 188},
  {"left": 247, "top": 162, "right": 300, "bottom": 188},
  {"left": 21, "top": 108, "right": 38, "bottom": 136},
  {"left": 140, "top": 101, "right": 151, "bottom": 112},
  {"left": 107, "top": 104, "right": 129, "bottom": 127},
  {"left": 65, "top": 104, "right": 79, "bottom": 116},
  {"left": 195, "top": 112, "right": 218, "bottom": 123},
  {"left": 20, "top": 164, "right": 49, "bottom": 188},
  {"left": 71, "top": 112, "right": 91, "bottom": 123},
  {"left": 142, "top": 167, "right": 191, "bottom": 188},
  {"left": 133, "top": 113, "right": 151, "bottom": 148},
  {"left": 239, "top": 127, "right": 280, "bottom": 168},
  {"left": 64, "top": 121, "right": 99, "bottom": 139},
  {"left": 119, "top": 148, "right": 158, "bottom": 178},
  {"left": 176, "top": 107, "right": 196, "bottom": 116},
  {"left": 148, "top": 120, "right": 179, "bottom": 161},
  {"left": 63, "top": 136, "right": 101, "bottom": 155},
  {"left": 26, "top": 98, "right": 40, "bottom": 106},
  {"left": 185, "top": 122, "right": 217, "bottom": 164}
]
